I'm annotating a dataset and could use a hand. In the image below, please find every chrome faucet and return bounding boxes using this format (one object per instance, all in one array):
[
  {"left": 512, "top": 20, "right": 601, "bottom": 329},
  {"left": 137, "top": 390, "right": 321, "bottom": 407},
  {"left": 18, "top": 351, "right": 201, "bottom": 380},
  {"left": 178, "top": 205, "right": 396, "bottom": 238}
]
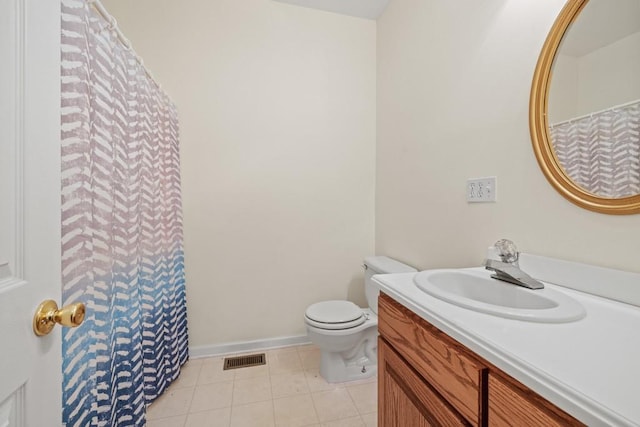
[{"left": 484, "top": 239, "right": 544, "bottom": 290}]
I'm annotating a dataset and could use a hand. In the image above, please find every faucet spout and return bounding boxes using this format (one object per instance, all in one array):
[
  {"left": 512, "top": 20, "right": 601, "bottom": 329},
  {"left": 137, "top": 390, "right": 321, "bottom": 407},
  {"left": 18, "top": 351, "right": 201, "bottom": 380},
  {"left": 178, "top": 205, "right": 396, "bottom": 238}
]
[{"left": 484, "top": 259, "right": 544, "bottom": 290}]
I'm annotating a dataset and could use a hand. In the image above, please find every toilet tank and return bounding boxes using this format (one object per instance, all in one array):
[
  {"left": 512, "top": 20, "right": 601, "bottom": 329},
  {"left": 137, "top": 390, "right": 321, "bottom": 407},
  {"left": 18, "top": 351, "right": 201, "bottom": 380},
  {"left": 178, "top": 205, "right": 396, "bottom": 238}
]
[{"left": 363, "top": 256, "right": 417, "bottom": 314}]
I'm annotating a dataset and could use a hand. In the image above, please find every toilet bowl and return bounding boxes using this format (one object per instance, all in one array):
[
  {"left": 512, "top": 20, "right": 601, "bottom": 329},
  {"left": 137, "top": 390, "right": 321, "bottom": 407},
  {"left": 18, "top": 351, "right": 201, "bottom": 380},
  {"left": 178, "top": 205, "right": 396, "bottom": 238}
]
[{"left": 304, "top": 256, "right": 416, "bottom": 383}]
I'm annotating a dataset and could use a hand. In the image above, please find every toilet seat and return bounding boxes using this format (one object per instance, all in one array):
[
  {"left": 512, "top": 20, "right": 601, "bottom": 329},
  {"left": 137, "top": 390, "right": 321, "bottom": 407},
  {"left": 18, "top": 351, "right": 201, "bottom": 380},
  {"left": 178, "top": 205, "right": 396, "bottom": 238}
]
[{"left": 305, "top": 300, "right": 365, "bottom": 330}]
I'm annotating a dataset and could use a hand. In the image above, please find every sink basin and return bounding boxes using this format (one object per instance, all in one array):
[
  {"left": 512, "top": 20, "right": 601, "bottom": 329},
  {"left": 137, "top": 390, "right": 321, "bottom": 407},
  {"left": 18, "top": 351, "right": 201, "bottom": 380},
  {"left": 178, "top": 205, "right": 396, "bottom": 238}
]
[{"left": 413, "top": 269, "right": 586, "bottom": 323}]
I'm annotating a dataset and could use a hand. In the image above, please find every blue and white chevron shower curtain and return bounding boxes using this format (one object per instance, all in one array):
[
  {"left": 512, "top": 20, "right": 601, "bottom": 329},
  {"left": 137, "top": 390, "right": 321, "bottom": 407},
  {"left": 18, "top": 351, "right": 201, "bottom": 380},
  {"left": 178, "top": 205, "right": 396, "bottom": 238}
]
[{"left": 60, "top": 1, "right": 188, "bottom": 425}]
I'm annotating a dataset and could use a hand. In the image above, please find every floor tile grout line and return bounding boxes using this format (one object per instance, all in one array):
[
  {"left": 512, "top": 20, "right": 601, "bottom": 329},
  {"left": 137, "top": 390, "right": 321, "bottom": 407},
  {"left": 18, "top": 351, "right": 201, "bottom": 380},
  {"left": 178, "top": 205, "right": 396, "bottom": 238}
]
[
  {"left": 229, "top": 404, "right": 236, "bottom": 427},
  {"left": 270, "top": 395, "right": 276, "bottom": 427},
  {"left": 290, "top": 343, "right": 322, "bottom": 426},
  {"left": 305, "top": 369, "right": 322, "bottom": 426},
  {"left": 346, "top": 382, "right": 369, "bottom": 418},
  {"left": 269, "top": 347, "right": 295, "bottom": 426},
  {"left": 158, "top": 386, "right": 194, "bottom": 424},
  {"left": 345, "top": 383, "right": 365, "bottom": 422},
  {"left": 268, "top": 360, "right": 278, "bottom": 424},
  {"left": 230, "top": 368, "right": 238, "bottom": 407}
]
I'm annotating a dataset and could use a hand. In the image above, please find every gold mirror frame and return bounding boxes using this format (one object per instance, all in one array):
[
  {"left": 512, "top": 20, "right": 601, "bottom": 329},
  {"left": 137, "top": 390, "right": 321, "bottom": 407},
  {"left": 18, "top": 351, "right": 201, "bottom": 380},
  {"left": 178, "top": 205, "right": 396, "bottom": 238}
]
[{"left": 530, "top": 0, "right": 640, "bottom": 215}]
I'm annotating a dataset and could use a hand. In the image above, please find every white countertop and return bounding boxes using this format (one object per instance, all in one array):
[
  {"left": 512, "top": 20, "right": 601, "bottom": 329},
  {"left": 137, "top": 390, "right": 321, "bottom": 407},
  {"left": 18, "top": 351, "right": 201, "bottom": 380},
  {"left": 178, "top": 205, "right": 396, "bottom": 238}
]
[{"left": 374, "top": 267, "right": 640, "bottom": 427}]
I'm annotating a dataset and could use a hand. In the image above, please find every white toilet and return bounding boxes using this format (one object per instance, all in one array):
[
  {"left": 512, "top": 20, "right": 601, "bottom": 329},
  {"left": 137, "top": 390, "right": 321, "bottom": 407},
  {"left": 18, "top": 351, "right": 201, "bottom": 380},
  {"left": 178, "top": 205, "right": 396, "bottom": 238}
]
[{"left": 304, "top": 256, "right": 416, "bottom": 383}]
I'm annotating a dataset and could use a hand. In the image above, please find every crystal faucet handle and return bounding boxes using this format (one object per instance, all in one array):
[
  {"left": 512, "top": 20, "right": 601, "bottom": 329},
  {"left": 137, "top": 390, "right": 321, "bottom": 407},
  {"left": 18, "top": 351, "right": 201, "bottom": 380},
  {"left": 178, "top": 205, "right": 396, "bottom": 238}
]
[{"left": 494, "top": 239, "right": 519, "bottom": 264}]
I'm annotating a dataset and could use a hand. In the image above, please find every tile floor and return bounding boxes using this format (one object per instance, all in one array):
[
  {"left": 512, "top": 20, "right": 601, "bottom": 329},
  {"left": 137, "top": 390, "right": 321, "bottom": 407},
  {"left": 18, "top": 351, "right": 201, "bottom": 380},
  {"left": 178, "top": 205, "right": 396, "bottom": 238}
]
[{"left": 146, "top": 344, "right": 378, "bottom": 427}]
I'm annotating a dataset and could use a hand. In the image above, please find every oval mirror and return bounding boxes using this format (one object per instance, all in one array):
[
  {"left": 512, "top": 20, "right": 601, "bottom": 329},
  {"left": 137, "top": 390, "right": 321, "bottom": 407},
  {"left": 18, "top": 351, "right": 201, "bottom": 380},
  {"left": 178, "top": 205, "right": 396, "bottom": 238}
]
[{"left": 530, "top": 0, "right": 640, "bottom": 214}]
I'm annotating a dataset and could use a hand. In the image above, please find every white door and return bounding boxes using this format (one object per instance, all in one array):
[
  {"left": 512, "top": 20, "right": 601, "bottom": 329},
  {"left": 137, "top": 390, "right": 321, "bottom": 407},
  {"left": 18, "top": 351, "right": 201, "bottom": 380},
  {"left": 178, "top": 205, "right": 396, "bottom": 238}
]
[{"left": 0, "top": 0, "right": 64, "bottom": 425}]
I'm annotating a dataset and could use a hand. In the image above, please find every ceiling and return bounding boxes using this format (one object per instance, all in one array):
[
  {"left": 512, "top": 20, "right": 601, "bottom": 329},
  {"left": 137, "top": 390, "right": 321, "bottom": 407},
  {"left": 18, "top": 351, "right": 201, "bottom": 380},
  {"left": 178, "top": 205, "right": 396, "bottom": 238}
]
[{"left": 272, "top": 0, "right": 390, "bottom": 20}]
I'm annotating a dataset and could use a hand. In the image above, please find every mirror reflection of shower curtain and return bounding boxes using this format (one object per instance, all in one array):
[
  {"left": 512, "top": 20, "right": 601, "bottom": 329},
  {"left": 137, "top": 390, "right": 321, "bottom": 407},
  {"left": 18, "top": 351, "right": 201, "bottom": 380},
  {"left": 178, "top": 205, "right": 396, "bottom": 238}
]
[
  {"left": 60, "top": 1, "right": 188, "bottom": 425},
  {"left": 550, "top": 101, "right": 640, "bottom": 198}
]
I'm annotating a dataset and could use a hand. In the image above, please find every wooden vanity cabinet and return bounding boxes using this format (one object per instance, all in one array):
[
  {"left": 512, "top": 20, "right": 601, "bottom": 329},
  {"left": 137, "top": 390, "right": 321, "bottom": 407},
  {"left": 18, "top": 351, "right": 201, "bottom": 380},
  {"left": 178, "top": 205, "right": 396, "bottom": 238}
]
[{"left": 378, "top": 293, "right": 584, "bottom": 427}]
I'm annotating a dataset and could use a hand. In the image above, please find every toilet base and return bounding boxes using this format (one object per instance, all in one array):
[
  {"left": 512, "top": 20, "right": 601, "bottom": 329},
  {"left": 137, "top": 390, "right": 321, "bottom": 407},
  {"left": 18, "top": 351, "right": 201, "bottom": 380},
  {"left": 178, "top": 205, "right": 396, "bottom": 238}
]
[
  {"left": 318, "top": 335, "right": 377, "bottom": 383},
  {"left": 319, "top": 352, "right": 377, "bottom": 383}
]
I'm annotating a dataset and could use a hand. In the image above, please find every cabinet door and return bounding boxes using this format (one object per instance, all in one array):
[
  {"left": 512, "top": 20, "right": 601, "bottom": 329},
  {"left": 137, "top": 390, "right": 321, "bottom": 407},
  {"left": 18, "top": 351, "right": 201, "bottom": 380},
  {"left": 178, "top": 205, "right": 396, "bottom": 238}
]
[
  {"left": 488, "top": 373, "right": 584, "bottom": 427},
  {"left": 378, "top": 293, "right": 485, "bottom": 424},
  {"left": 379, "top": 338, "right": 471, "bottom": 427}
]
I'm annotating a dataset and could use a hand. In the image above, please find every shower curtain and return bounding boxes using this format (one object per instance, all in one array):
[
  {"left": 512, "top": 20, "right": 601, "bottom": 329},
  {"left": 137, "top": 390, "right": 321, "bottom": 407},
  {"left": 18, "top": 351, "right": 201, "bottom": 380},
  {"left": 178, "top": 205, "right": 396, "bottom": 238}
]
[
  {"left": 60, "top": 1, "right": 188, "bottom": 425},
  {"left": 550, "top": 101, "right": 640, "bottom": 198}
]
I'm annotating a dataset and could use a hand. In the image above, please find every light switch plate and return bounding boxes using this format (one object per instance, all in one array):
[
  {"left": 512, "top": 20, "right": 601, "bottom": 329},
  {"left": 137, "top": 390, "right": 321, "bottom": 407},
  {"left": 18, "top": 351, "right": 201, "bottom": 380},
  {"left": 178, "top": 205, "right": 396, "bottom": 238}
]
[{"left": 467, "top": 176, "right": 497, "bottom": 202}]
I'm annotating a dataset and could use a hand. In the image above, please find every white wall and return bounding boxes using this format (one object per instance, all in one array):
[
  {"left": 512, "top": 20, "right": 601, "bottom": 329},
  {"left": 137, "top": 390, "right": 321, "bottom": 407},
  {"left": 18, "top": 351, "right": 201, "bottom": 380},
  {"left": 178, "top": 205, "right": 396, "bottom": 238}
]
[
  {"left": 577, "top": 31, "right": 640, "bottom": 115},
  {"left": 550, "top": 31, "right": 640, "bottom": 123},
  {"left": 548, "top": 54, "right": 578, "bottom": 123},
  {"left": 103, "top": 0, "right": 376, "bottom": 347},
  {"left": 377, "top": 0, "right": 640, "bottom": 274}
]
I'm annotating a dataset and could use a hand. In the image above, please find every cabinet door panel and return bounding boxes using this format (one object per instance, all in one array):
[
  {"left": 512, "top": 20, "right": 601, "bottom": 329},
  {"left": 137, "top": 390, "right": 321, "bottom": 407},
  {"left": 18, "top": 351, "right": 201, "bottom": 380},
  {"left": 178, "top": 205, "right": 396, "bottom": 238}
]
[
  {"left": 489, "top": 373, "right": 584, "bottom": 427},
  {"left": 379, "top": 337, "right": 471, "bottom": 427},
  {"left": 379, "top": 294, "right": 485, "bottom": 425}
]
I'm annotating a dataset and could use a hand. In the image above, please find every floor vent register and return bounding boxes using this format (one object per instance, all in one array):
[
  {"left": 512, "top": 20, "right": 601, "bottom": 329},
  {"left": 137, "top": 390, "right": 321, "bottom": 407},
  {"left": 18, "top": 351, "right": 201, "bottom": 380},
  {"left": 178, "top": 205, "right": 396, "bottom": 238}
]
[{"left": 223, "top": 353, "right": 266, "bottom": 370}]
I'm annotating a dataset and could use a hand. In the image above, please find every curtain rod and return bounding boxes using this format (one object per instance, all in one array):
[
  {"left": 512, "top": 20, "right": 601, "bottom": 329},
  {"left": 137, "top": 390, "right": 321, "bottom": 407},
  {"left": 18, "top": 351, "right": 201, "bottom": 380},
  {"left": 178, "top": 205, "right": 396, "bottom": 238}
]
[
  {"left": 550, "top": 98, "right": 640, "bottom": 127},
  {"left": 88, "top": 0, "right": 161, "bottom": 89}
]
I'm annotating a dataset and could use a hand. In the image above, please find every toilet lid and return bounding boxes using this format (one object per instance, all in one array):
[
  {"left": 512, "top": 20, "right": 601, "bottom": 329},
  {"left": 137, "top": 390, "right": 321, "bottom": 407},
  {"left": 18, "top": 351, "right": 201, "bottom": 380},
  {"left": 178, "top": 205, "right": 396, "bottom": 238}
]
[{"left": 305, "top": 301, "right": 365, "bottom": 330}]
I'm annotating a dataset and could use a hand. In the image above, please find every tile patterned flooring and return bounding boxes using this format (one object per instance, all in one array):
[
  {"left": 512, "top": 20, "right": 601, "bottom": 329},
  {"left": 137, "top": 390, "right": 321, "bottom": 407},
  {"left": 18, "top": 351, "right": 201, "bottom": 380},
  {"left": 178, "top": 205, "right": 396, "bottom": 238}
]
[{"left": 147, "top": 344, "right": 378, "bottom": 427}]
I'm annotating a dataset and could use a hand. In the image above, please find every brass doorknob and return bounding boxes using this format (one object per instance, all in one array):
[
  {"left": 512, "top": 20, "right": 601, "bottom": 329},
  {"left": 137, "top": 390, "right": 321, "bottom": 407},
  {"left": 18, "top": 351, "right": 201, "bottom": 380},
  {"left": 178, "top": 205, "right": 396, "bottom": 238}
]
[{"left": 33, "top": 300, "right": 86, "bottom": 336}]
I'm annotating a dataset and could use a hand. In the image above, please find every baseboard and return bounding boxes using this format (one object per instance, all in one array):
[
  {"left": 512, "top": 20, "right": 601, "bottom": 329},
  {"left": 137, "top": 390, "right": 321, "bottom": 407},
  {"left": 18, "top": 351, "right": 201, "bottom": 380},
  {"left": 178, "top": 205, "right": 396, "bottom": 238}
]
[{"left": 189, "top": 335, "right": 311, "bottom": 359}]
